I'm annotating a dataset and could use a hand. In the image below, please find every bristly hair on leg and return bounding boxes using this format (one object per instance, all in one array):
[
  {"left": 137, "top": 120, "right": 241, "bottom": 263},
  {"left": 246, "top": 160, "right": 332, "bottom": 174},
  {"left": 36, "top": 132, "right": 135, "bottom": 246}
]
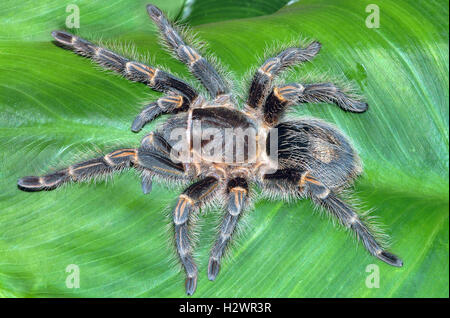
[
  {"left": 163, "top": 181, "right": 225, "bottom": 272},
  {"left": 52, "top": 30, "right": 204, "bottom": 96},
  {"left": 236, "top": 36, "right": 321, "bottom": 107},
  {"left": 209, "top": 186, "right": 257, "bottom": 267},
  {"left": 339, "top": 187, "right": 392, "bottom": 248},
  {"left": 311, "top": 190, "right": 392, "bottom": 252},
  {"left": 150, "top": 11, "right": 235, "bottom": 97},
  {"left": 287, "top": 69, "right": 367, "bottom": 106}
]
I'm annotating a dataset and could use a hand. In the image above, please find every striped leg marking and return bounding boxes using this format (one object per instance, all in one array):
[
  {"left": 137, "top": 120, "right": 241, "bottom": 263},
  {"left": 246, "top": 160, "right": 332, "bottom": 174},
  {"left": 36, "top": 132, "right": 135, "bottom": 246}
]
[
  {"left": 173, "top": 177, "right": 219, "bottom": 295},
  {"left": 262, "top": 82, "right": 368, "bottom": 125},
  {"left": 297, "top": 83, "right": 368, "bottom": 113},
  {"left": 146, "top": 4, "right": 228, "bottom": 98},
  {"left": 263, "top": 83, "right": 305, "bottom": 126},
  {"left": 247, "top": 42, "right": 321, "bottom": 109},
  {"left": 208, "top": 177, "right": 248, "bottom": 281},
  {"left": 51, "top": 31, "right": 198, "bottom": 100},
  {"left": 131, "top": 94, "right": 189, "bottom": 132},
  {"left": 314, "top": 192, "right": 403, "bottom": 267},
  {"left": 18, "top": 149, "right": 137, "bottom": 192}
]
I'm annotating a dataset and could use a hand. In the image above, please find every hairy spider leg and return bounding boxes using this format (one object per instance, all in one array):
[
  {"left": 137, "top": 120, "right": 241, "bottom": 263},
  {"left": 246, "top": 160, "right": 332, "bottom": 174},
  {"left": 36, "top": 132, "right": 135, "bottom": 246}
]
[
  {"left": 262, "top": 83, "right": 368, "bottom": 126},
  {"left": 137, "top": 130, "right": 187, "bottom": 193},
  {"left": 208, "top": 177, "right": 249, "bottom": 281},
  {"left": 265, "top": 169, "right": 403, "bottom": 267},
  {"left": 173, "top": 177, "right": 219, "bottom": 295},
  {"left": 298, "top": 83, "right": 368, "bottom": 112},
  {"left": 132, "top": 94, "right": 191, "bottom": 132},
  {"left": 17, "top": 148, "right": 139, "bottom": 191},
  {"left": 147, "top": 4, "right": 229, "bottom": 98},
  {"left": 50, "top": 30, "right": 198, "bottom": 128},
  {"left": 17, "top": 139, "right": 187, "bottom": 193},
  {"left": 247, "top": 42, "right": 321, "bottom": 109},
  {"left": 313, "top": 191, "right": 403, "bottom": 267}
]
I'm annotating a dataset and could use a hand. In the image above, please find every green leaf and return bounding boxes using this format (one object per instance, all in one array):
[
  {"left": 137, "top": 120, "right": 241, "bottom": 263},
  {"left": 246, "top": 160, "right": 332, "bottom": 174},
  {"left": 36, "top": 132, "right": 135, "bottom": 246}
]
[
  {"left": 178, "top": 0, "right": 291, "bottom": 25},
  {"left": 0, "top": 0, "right": 448, "bottom": 297}
]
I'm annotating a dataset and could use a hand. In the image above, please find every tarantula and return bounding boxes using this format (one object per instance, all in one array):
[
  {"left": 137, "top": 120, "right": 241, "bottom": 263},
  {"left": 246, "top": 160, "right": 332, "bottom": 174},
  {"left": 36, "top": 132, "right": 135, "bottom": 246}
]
[{"left": 17, "top": 4, "right": 402, "bottom": 295}]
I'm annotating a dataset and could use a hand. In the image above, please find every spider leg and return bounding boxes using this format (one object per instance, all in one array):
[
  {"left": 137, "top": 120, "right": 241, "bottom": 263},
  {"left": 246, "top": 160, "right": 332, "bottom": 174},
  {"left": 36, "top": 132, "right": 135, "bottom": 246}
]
[
  {"left": 17, "top": 148, "right": 138, "bottom": 192},
  {"left": 173, "top": 176, "right": 219, "bottom": 295},
  {"left": 300, "top": 83, "right": 368, "bottom": 112},
  {"left": 51, "top": 31, "right": 198, "bottom": 102},
  {"left": 263, "top": 82, "right": 368, "bottom": 125},
  {"left": 208, "top": 177, "right": 248, "bottom": 281},
  {"left": 137, "top": 150, "right": 185, "bottom": 179},
  {"left": 313, "top": 193, "right": 403, "bottom": 267},
  {"left": 247, "top": 42, "right": 321, "bottom": 109},
  {"left": 146, "top": 5, "right": 229, "bottom": 98},
  {"left": 136, "top": 131, "right": 189, "bottom": 194},
  {"left": 263, "top": 168, "right": 304, "bottom": 193},
  {"left": 304, "top": 174, "right": 403, "bottom": 267},
  {"left": 263, "top": 170, "right": 403, "bottom": 267},
  {"left": 17, "top": 142, "right": 187, "bottom": 193},
  {"left": 141, "top": 173, "right": 153, "bottom": 194},
  {"left": 140, "top": 131, "right": 174, "bottom": 156},
  {"left": 131, "top": 94, "right": 190, "bottom": 132}
]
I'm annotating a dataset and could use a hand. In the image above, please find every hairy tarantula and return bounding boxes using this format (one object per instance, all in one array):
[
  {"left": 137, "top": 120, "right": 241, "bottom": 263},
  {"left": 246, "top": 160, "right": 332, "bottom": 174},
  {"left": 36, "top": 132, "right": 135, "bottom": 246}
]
[{"left": 17, "top": 4, "right": 402, "bottom": 295}]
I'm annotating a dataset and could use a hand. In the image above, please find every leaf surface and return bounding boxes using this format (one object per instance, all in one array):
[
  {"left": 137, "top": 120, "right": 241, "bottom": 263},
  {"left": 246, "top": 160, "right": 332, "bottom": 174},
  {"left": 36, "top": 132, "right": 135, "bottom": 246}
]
[{"left": 0, "top": 0, "right": 448, "bottom": 297}]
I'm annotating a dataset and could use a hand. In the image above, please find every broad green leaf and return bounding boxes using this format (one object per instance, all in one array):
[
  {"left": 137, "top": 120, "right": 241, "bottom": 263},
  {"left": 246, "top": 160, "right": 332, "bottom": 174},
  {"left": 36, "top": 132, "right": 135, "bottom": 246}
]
[
  {"left": 0, "top": 0, "right": 448, "bottom": 298},
  {"left": 178, "top": 0, "right": 291, "bottom": 25}
]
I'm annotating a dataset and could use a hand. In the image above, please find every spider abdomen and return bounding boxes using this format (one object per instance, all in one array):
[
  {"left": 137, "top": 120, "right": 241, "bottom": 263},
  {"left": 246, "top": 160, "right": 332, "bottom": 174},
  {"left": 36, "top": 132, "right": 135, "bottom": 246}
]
[{"left": 273, "top": 118, "right": 362, "bottom": 190}]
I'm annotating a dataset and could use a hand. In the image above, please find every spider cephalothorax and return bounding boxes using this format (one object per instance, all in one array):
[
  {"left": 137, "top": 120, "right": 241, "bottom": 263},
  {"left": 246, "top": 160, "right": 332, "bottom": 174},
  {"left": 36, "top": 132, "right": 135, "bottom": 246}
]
[{"left": 17, "top": 4, "right": 402, "bottom": 295}]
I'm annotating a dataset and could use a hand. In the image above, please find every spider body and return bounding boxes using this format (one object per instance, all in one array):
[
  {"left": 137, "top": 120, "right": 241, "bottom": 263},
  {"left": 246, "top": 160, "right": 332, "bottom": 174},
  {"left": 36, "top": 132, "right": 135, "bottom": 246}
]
[
  {"left": 17, "top": 5, "right": 402, "bottom": 295},
  {"left": 152, "top": 106, "right": 266, "bottom": 172}
]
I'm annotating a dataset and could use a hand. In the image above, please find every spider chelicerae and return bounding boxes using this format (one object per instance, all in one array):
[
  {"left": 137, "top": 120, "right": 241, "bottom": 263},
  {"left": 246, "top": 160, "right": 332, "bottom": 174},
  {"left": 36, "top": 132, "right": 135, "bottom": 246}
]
[{"left": 17, "top": 4, "right": 403, "bottom": 295}]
